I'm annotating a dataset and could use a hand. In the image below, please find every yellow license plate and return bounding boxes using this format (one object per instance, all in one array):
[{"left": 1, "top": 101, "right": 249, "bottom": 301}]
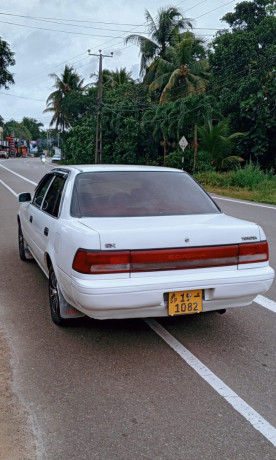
[{"left": 168, "top": 290, "right": 203, "bottom": 316}]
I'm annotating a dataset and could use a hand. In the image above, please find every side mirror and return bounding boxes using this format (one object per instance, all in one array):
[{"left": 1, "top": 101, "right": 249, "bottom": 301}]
[{"left": 18, "top": 192, "right": 32, "bottom": 203}]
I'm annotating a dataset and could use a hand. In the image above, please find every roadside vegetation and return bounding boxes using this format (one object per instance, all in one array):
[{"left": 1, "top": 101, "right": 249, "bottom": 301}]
[
  {"left": 195, "top": 164, "right": 276, "bottom": 205},
  {"left": 1, "top": 0, "right": 276, "bottom": 204}
]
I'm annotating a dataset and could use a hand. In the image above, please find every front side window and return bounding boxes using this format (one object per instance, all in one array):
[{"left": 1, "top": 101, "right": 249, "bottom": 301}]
[
  {"left": 33, "top": 174, "right": 54, "bottom": 208},
  {"left": 71, "top": 171, "right": 220, "bottom": 217},
  {"left": 42, "top": 175, "right": 67, "bottom": 217}
]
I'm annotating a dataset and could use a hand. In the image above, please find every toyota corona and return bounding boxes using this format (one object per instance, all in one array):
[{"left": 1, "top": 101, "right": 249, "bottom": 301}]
[{"left": 17, "top": 165, "right": 275, "bottom": 326}]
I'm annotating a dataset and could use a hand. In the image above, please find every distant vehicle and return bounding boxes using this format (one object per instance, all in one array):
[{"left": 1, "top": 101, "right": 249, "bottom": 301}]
[
  {"left": 0, "top": 150, "right": 9, "bottom": 159},
  {"left": 17, "top": 165, "right": 274, "bottom": 326},
  {"left": 51, "top": 152, "right": 61, "bottom": 163},
  {"left": 51, "top": 148, "right": 62, "bottom": 163}
]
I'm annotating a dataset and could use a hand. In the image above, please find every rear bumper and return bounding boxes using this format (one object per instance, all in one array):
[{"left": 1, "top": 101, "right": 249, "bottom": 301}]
[{"left": 59, "top": 266, "right": 275, "bottom": 320}]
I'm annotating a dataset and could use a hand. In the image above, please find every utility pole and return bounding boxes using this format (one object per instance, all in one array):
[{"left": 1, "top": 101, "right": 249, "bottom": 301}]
[{"left": 88, "top": 49, "right": 113, "bottom": 163}]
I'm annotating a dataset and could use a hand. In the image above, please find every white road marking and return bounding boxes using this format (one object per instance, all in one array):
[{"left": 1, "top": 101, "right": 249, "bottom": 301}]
[
  {"left": 0, "top": 164, "right": 37, "bottom": 185},
  {"left": 0, "top": 179, "right": 19, "bottom": 197},
  {"left": 254, "top": 295, "right": 276, "bottom": 313},
  {"left": 145, "top": 318, "right": 276, "bottom": 447},
  {"left": 211, "top": 195, "right": 276, "bottom": 210}
]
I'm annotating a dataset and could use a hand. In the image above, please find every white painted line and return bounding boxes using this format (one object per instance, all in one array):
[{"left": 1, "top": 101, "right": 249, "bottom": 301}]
[
  {"left": 254, "top": 295, "right": 276, "bottom": 313},
  {"left": 0, "top": 164, "right": 37, "bottom": 185},
  {"left": 145, "top": 318, "right": 276, "bottom": 447},
  {"left": 0, "top": 179, "right": 19, "bottom": 197},
  {"left": 211, "top": 195, "right": 276, "bottom": 210}
]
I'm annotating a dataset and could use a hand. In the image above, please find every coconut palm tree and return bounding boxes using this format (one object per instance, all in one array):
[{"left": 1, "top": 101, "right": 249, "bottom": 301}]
[
  {"left": 198, "top": 119, "right": 245, "bottom": 169},
  {"left": 110, "top": 67, "right": 134, "bottom": 87},
  {"left": 99, "top": 67, "right": 134, "bottom": 89},
  {"left": 125, "top": 6, "right": 192, "bottom": 75},
  {"left": 44, "top": 65, "right": 86, "bottom": 130},
  {"left": 146, "top": 31, "right": 209, "bottom": 104}
]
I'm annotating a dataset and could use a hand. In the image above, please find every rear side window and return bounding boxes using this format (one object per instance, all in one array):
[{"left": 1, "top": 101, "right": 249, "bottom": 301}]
[{"left": 71, "top": 171, "right": 220, "bottom": 218}]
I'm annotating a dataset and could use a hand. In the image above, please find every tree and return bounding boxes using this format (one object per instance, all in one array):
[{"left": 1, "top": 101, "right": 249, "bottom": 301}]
[
  {"left": 208, "top": 0, "right": 276, "bottom": 166},
  {"left": 0, "top": 37, "right": 15, "bottom": 89},
  {"left": 222, "top": 0, "right": 275, "bottom": 30},
  {"left": 63, "top": 83, "right": 157, "bottom": 165},
  {"left": 63, "top": 118, "right": 96, "bottom": 164},
  {"left": 125, "top": 6, "right": 192, "bottom": 75},
  {"left": 97, "top": 68, "right": 134, "bottom": 89},
  {"left": 44, "top": 65, "right": 87, "bottom": 130},
  {"left": 142, "top": 94, "right": 220, "bottom": 167},
  {"left": 3, "top": 120, "right": 32, "bottom": 141},
  {"left": 21, "top": 117, "right": 44, "bottom": 139},
  {"left": 240, "top": 73, "right": 276, "bottom": 167},
  {"left": 145, "top": 31, "right": 209, "bottom": 104},
  {"left": 197, "top": 119, "right": 245, "bottom": 169}
]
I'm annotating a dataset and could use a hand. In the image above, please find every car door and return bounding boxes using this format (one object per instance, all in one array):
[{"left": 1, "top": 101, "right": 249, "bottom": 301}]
[
  {"left": 30, "top": 172, "right": 68, "bottom": 272},
  {"left": 26, "top": 172, "right": 67, "bottom": 272},
  {"left": 21, "top": 173, "right": 55, "bottom": 262}
]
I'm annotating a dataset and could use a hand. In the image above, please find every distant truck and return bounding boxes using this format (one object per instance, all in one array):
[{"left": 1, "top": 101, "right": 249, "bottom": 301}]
[{"left": 29, "top": 140, "right": 38, "bottom": 155}]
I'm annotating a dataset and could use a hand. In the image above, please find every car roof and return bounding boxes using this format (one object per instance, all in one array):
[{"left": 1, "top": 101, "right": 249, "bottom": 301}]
[{"left": 51, "top": 164, "right": 185, "bottom": 174}]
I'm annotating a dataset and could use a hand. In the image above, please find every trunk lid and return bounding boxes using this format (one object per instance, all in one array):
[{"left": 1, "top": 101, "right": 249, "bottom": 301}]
[{"left": 78, "top": 213, "right": 262, "bottom": 250}]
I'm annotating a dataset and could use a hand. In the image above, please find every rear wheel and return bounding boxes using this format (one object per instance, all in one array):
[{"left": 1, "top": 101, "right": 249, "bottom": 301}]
[
  {"left": 18, "top": 223, "right": 33, "bottom": 261},
  {"left": 49, "top": 266, "right": 69, "bottom": 326}
]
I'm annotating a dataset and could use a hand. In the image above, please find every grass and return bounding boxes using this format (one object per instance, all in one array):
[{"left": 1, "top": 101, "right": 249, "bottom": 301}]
[{"left": 194, "top": 165, "right": 276, "bottom": 205}]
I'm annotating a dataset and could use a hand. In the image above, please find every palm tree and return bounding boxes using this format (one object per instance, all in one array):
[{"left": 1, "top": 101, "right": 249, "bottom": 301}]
[
  {"left": 146, "top": 31, "right": 209, "bottom": 104},
  {"left": 44, "top": 65, "right": 86, "bottom": 130},
  {"left": 125, "top": 6, "right": 192, "bottom": 75},
  {"left": 110, "top": 68, "right": 134, "bottom": 87},
  {"left": 142, "top": 31, "right": 209, "bottom": 165},
  {"left": 198, "top": 119, "right": 245, "bottom": 169},
  {"left": 100, "top": 67, "right": 134, "bottom": 89}
]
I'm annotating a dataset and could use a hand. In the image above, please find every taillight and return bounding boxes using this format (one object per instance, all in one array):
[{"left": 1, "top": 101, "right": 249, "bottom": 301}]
[
  {"left": 238, "top": 241, "right": 269, "bottom": 264},
  {"left": 73, "top": 249, "right": 130, "bottom": 274},
  {"left": 72, "top": 242, "right": 269, "bottom": 274}
]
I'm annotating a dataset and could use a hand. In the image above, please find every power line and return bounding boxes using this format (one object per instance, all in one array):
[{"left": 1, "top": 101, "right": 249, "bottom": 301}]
[
  {"left": 0, "top": 19, "right": 140, "bottom": 38},
  {"left": 195, "top": 0, "right": 236, "bottom": 19},
  {"left": 0, "top": 13, "right": 148, "bottom": 34},
  {"left": 0, "top": 91, "right": 45, "bottom": 102},
  {"left": 0, "top": 11, "right": 224, "bottom": 32},
  {"left": 0, "top": 12, "right": 146, "bottom": 27}
]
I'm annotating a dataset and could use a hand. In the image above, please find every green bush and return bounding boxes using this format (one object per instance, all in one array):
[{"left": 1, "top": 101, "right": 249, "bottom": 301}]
[
  {"left": 194, "top": 171, "right": 232, "bottom": 188},
  {"left": 195, "top": 150, "right": 214, "bottom": 172},
  {"left": 194, "top": 164, "right": 276, "bottom": 196},
  {"left": 231, "top": 164, "right": 265, "bottom": 190},
  {"left": 165, "top": 151, "right": 185, "bottom": 170}
]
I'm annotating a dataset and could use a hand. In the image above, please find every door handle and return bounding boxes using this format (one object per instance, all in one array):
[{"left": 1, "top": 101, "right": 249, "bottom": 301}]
[
  {"left": 44, "top": 227, "right": 49, "bottom": 236},
  {"left": 30, "top": 216, "right": 33, "bottom": 223}
]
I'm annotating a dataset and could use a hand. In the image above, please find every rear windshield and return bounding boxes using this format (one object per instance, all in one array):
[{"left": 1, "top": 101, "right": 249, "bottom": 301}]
[{"left": 70, "top": 171, "right": 220, "bottom": 217}]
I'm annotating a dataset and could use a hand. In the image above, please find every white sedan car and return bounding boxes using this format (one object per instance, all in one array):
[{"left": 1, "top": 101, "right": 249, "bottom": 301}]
[{"left": 17, "top": 165, "right": 274, "bottom": 326}]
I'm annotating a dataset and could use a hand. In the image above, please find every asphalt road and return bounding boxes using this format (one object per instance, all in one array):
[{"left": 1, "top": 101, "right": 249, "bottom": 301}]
[{"left": 0, "top": 158, "right": 275, "bottom": 460}]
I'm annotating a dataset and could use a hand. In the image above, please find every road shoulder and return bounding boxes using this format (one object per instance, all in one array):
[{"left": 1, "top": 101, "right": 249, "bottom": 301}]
[{"left": 0, "top": 331, "right": 37, "bottom": 459}]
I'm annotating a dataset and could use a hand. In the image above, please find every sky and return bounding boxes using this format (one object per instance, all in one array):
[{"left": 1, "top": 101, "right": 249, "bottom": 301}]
[{"left": 0, "top": 0, "right": 239, "bottom": 130}]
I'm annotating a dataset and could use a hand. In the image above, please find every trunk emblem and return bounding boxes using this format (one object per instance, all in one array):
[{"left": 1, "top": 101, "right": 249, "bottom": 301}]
[
  {"left": 241, "top": 236, "right": 257, "bottom": 241},
  {"left": 105, "top": 243, "right": 117, "bottom": 248}
]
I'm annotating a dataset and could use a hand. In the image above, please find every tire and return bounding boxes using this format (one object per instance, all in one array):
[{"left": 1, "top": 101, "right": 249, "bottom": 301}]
[
  {"left": 49, "top": 266, "right": 70, "bottom": 326},
  {"left": 18, "top": 224, "right": 33, "bottom": 261}
]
